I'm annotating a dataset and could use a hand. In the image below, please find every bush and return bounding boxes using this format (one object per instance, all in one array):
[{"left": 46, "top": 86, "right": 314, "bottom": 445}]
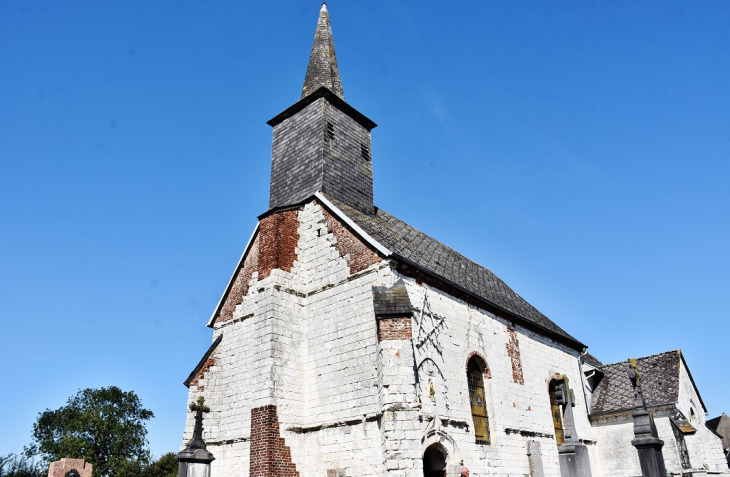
[{"left": 0, "top": 454, "right": 45, "bottom": 477}]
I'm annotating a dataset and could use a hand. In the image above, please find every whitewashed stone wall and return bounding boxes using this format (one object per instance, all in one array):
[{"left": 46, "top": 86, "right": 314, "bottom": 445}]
[
  {"left": 183, "top": 201, "right": 390, "bottom": 477},
  {"left": 383, "top": 277, "right": 593, "bottom": 477},
  {"left": 186, "top": 200, "right": 730, "bottom": 477},
  {"left": 677, "top": 362, "right": 728, "bottom": 473}
]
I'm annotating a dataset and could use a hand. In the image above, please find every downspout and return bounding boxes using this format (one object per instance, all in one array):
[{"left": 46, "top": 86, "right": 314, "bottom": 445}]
[{"left": 578, "top": 348, "right": 591, "bottom": 416}]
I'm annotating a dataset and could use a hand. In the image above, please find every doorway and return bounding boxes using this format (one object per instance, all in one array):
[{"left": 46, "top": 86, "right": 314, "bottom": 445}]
[{"left": 423, "top": 443, "right": 447, "bottom": 477}]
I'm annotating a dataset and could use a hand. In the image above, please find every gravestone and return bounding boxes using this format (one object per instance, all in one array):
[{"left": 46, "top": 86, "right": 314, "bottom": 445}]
[
  {"left": 47, "top": 459, "right": 92, "bottom": 477},
  {"left": 527, "top": 440, "right": 545, "bottom": 477}
]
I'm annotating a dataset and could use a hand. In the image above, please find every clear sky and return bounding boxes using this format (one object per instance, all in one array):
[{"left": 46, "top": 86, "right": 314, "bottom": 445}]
[{"left": 1, "top": 0, "right": 729, "bottom": 459}]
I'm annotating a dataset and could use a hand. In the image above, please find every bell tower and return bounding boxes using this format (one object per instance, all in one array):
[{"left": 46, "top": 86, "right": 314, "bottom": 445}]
[{"left": 267, "top": 4, "right": 377, "bottom": 215}]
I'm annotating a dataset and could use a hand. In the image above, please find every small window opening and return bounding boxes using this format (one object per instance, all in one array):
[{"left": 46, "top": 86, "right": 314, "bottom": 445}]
[
  {"left": 361, "top": 143, "right": 371, "bottom": 161},
  {"left": 325, "top": 122, "right": 335, "bottom": 141}
]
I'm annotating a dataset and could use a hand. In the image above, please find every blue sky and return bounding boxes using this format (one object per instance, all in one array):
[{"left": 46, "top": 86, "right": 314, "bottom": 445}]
[{"left": 1, "top": 0, "right": 728, "bottom": 458}]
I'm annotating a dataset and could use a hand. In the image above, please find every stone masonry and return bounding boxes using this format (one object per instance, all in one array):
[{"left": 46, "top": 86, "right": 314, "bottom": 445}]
[{"left": 184, "top": 200, "right": 598, "bottom": 477}]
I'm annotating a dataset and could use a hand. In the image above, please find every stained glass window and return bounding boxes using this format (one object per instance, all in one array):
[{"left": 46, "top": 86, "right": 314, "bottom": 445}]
[{"left": 467, "top": 358, "right": 490, "bottom": 445}]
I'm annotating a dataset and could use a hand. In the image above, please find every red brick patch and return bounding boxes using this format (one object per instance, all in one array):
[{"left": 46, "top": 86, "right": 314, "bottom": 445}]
[
  {"left": 466, "top": 351, "right": 491, "bottom": 379},
  {"left": 188, "top": 357, "right": 215, "bottom": 391},
  {"left": 377, "top": 316, "right": 412, "bottom": 341},
  {"left": 321, "top": 206, "right": 381, "bottom": 274},
  {"left": 250, "top": 405, "right": 299, "bottom": 477},
  {"left": 258, "top": 211, "right": 300, "bottom": 280},
  {"left": 218, "top": 235, "right": 260, "bottom": 324},
  {"left": 506, "top": 329, "right": 524, "bottom": 385}
]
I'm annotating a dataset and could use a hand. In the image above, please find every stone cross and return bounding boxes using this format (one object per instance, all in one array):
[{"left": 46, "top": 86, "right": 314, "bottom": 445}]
[
  {"left": 177, "top": 396, "right": 215, "bottom": 477},
  {"left": 627, "top": 359, "right": 647, "bottom": 411},
  {"left": 555, "top": 375, "right": 593, "bottom": 477},
  {"left": 556, "top": 375, "right": 579, "bottom": 444},
  {"left": 188, "top": 396, "right": 210, "bottom": 450},
  {"left": 627, "top": 359, "right": 667, "bottom": 477}
]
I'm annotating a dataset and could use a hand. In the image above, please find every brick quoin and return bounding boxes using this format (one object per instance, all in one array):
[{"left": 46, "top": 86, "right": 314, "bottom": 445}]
[
  {"left": 321, "top": 204, "right": 381, "bottom": 274},
  {"left": 218, "top": 235, "right": 260, "bottom": 324},
  {"left": 377, "top": 316, "right": 412, "bottom": 341},
  {"left": 250, "top": 405, "right": 299, "bottom": 477},
  {"left": 258, "top": 210, "right": 300, "bottom": 280},
  {"left": 506, "top": 329, "right": 524, "bottom": 385},
  {"left": 466, "top": 351, "right": 491, "bottom": 379},
  {"left": 188, "top": 357, "right": 215, "bottom": 390}
]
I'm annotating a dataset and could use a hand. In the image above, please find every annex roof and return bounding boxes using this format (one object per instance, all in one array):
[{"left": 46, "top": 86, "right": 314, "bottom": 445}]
[
  {"left": 583, "top": 352, "right": 604, "bottom": 368},
  {"left": 590, "top": 349, "right": 707, "bottom": 415}
]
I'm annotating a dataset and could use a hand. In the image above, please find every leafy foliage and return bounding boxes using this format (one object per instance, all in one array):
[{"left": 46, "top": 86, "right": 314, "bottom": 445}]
[
  {"left": 26, "top": 386, "right": 154, "bottom": 477},
  {"left": 110, "top": 453, "right": 178, "bottom": 477},
  {"left": 143, "top": 453, "right": 178, "bottom": 477},
  {"left": 0, "top": 453, "right": 44, "bottom": 477}
]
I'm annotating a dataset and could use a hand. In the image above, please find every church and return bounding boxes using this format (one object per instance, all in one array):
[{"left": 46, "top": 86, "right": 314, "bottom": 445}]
[{"left": 181, "top": 5, "right": 728, "bottom": 477}]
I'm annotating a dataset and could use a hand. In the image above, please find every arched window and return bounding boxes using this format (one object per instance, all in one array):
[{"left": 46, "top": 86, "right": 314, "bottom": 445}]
[
  {"left": 549, "top": 379, "right": 565, "bottom": 446},
  {"left": 467, "top": 357, "right": 490, "bottom": 445}
]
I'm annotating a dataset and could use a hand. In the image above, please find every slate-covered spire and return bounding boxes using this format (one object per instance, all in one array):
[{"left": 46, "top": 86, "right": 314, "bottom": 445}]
[{"left": 301, "top": 3, "right": 345, "bottom": 100}]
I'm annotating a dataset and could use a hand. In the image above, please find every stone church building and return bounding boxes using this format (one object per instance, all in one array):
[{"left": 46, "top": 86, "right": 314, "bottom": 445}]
[{"left": 181, "top": 5, "right": 728, "bottom": 477}]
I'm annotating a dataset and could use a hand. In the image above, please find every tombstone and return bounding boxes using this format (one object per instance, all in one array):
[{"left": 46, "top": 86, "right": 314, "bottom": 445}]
[
  {"left": 177, "top": 396, "right": 215, "bottom": 477},
  {"left": 527, "top": 440, "right": 545, "bottom": 477},
  {"left": 47, "top": 458, "right": 92, "bottom": 477},
  {"left": 555, "top": 376, "right": 593, "bottom": 477},
  {"left": 627, "top": 359, "right": 667, "bottom": 477}
]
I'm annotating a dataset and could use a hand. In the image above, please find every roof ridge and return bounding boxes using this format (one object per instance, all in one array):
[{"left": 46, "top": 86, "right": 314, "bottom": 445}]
[{"left": 599, "top": 349, "right": 682, "bottom": 369}]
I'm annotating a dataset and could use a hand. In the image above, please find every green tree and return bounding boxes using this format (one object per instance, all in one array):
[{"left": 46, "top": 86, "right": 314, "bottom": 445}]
[
  {"left": 143, "top": 453, "right": 178, "bottom": 477},
  {"left": 26, "top": 386, "right": 154, "bottom": 477}
]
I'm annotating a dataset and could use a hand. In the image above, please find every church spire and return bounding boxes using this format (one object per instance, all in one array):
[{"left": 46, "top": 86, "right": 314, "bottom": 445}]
[{"left": 301, "top": 3, "right": 345, "bottom": 101}]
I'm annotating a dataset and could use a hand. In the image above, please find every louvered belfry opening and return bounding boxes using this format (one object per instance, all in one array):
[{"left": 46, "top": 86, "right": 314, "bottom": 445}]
[{"left": 467, "top": 358, "right": 490, "bottom": 445}]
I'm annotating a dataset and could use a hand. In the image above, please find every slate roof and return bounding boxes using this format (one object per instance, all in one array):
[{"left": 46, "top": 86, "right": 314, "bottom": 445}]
[
  {"left": 184, "top": 334, "right": 222, "bottom": 387},
  {"left": 706, "top": 413, "right": 730, "bottom": 447},
  {"left": 670, "top": 416, "right": 697, "bottom": 434},
  {"left": 372, "top": 279, "right": 415, "bottom": 316},
  {"left": 590, "top": 350, "right": 682, "bottom": 415},
  {"left": 706, "top": 414, "right": 729, "bottom": 434},
  {"left": 583, "top": 352, "right": 604, "bottom": 368},
  {"left": 707, "top": 415, "right": 723, "bottom": 431},
  {"left": 323, "top": 194, "right": 583, "bottom": 349}
]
